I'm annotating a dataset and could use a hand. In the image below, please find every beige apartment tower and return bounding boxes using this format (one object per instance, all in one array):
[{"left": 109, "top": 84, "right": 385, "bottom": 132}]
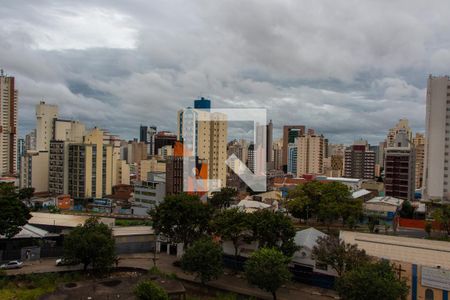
[
  {"left": 0, "top": 72, "right": 18, "bottom": 176},
  {"left": 296, "top": 133, "right": 325, "bottom": 175},
  {"left": 424, "top": 75, "right": 450, "bottom": 201},
  {"left": 36, "top": 101, "right": 58, "bottom": 151},
  {"left": 177, "top": 104, "right": 228, "bottom": 190}
]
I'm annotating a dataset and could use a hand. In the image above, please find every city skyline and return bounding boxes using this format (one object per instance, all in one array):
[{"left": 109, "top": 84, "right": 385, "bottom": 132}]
[{"left": 4, "top": 1, "right": 450, "bottom": 143}]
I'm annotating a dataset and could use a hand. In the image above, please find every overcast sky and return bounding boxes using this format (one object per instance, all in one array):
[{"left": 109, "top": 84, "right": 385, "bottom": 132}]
[{"left": 2, "top": 0, "right": 450, "bottom": 144}]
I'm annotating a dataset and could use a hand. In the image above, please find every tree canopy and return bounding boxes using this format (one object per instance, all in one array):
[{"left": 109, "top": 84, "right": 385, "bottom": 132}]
[
  {"left": 336, "top": 260, "right": 409, "bottom": 300},
  {"left": 64, "top": 217, "right": 116, "bottom": 272},
  {"left": 212, "top": 208, "right": 249, "bottom": 258},
  {"left": 433, "top": 204, "right": 450, "bottom": 235},
  {"left": 134, "top": 280, "right": 169, "bottom": 300},
  {"left": 244, "top": 247, "right": 291, "bottom": 300},
  {"left": 18, "top": 187, "right": 35, "bottom": 201},
  {"left": 181, "top": 238, "right": 223, "bottom": 284},
  {"left": 287, "top": 181, "right": 362, "bottom": 228},
  {"left": 149, "top": 193, "right": 213, "bottom": 247},
  {"left": 312, "top": 235, "right": 369, "bottom": 276},
  {"left": 248, "top": 210, "right": 298, "bottom": 257},
  {"left": 209, "top": 187, "right": 238, "bottom": 209},
  {"left": 0, "top": 183, "right": 31, "bottom": 238}
]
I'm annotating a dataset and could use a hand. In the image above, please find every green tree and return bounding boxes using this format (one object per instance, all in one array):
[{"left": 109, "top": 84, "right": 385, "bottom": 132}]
[
  {"left": 336, "top": 260, "right": 408, "bottom": 300},
  {"left": 249, "top": 210, "right": 298, "bottom": 257},
  {"left": 181, "top": 238, "right": 223, "bottom": 284},
  {"left": 424, "top": 221, "right": 433, "bottom": 238},
  {"left": 286, "top": 195, "right": 311, "bottom": 220},
  {"left": 399, "top": 201, "right": 414, "bottom": 218},
  {"left": 287, "top": 181, "right": 362, "bottom": 228},
  {"left": 0, "top": 183, "right": 31, "bottom": 238},
  {"left": 316, "top": 194, "right": 341, "bottom": 230},
  {"left": 18, "top": 187, "right": 35, "bottom": 200},
  {"left": 433, "top": 204, "right": 450, "bottom": 235},
  {"left": 367, "top": 216, "right": 380, "bottom": 233},
  {"left": 149, "top": 193, "right": 213, "bottom": 247},
  {"left": 134, "top": 280, "right": 169, "bottom": 300},
  {"left": 312, "top": 235, "right": 369, "bottom": 276},
  {"left": 209, "top": 187, "right": 238, "bottom": 209},
  {"left": 322, "top": 182, "right": 359, "bottom": 228},
  {"left": 64, "top": 217, "right": 116, "bottom": 272},
  {"left": 212, "top": 208, "right": 249, "bottom": 261},
  {"left": 244, "top": 248, "right": 291, "bottom": 300},
  {"left": 287, "top": 181, "right": 323, "bottom": 215}
]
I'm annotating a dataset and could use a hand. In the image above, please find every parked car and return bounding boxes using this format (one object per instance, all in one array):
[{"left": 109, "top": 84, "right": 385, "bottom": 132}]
[
  {"left": 55, "top": 258, "right": 78, "bottom": 266},
  {"left": 0, "top": 260, "right": 23, "bottom": 269}
]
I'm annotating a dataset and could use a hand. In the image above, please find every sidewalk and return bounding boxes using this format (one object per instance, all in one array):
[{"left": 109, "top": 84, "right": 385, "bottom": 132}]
[
  {"left": 122, "top": 253, "right": 339, "bottom": 300},
  {"left": 5, "top": 253, "right": 339, "bottom": 300}
]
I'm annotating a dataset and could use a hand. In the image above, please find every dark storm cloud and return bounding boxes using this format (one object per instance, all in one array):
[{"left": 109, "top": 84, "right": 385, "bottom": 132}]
[{"left": 1, "top": 0, "right": 449, "bottom": 143}]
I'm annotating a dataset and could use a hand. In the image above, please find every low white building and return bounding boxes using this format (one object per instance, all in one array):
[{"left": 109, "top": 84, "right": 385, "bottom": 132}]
[
  {"left": 363, "top": 196, "right": 404, "bottom": 221},
  {"left": 234, "top": 199, "right": 272, "bottom": 213},
  {"left": 352, "top": 189, "right": 372, "bottom": 200},
  {"left": 132, "top": 172, "right": 166, "bottom": 212},
  {"left": 316, "top": 176, "right": 362, "bottom": 191},
  {"left": 291, "top": 227, "right": 337, "bottom": 276}
]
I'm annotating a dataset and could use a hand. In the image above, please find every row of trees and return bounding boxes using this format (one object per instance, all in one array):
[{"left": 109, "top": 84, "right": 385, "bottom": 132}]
[
  {"left": 150, "top": 193, "right": 298, "bottom": 257},
  {"left": 150, "top": 192, "right": 297, "bottom": 299},
  {"left": 286, "top": 181, "right": 363, "bottom": 229},
  {"left": 312, "top": 235, "right": 409, "bottom": 300},
  {"left": 180, "top": 237, "right": 291, "bottom": 300}
]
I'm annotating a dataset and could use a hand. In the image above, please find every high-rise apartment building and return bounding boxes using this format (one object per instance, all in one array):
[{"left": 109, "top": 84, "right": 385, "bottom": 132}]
[
  {"left": 17, "top": 138, "right": 25, "bottom": 172},
  {"left": 25, "top": 129, "right": 36, "bottom": 151},
  {"left": 324, "top": 155, "right": 344, "bottom": 177},
  {"left": 266, "top": 120, "right": 273, "bottom": 169},
  {"left": 139, "top": 125, "right": 157, "bottom": 156},
  {"left": 296, "top": 132, "right": 325, "bottom": 175},
  {"left": 287, "top": 143, "right": 297, "bottom": 175},
  {"left": 21, "top": 150, "right": 49, "bottom": 193},
  {"left": 154, "top": 131, "right": 177, "bottom": 156},
  {"left": 247, "top": 143, "right": 255, "bottom": 173},
  {"left": 423, "top": 75, "right": 450, "bottom": 201},
  {"left": 387, "top": 119, "right": 412, "bottom": 147},
  {"left": 48, "top": 118, "right": 86, "bottom": 195},
  {"left": 127, "top": 140, "right": 147, "bottom": 164},
  {"left": 21, "top": 102, "right": 62, "bottom": 192},
  {"left": 0, "top": 71, "right": 18, "bottom": 176},
  {"left": 140, "top": 125, "right": 148, "bottom": 143},
  {"left": 36, "top": 101, "right": 58, "bottom": 151},
  {"left": 384, "top": 131, "right": 415, "bottom": 201},
  {"left": 165, "top": 156, "right": 183, "bottom": 195},
  {"left": 282, "top": 125, "right": 305, "bottom": 172},
  {"left": 67, "top": 128, "right": 117, "bottom": 199},
  {"left": 177, "top": 99, "right": 228, "bottom": 189},
  {"left": 344, "top": 139, "right": 375, "bottom": 179},
  {"left": 413, "top": 133, "right": 425, "bottom": 189},
  {"left": 273, "top": 138, "right": 283, "bottom": 170}
]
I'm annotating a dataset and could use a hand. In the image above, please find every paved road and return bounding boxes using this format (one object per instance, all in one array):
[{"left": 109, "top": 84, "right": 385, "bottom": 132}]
[{"left": 5, "top": 253, "right": 336, "bottom": 300}]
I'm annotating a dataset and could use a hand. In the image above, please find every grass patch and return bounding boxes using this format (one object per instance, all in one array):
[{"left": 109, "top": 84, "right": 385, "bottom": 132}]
[{"left": 0, "top": 272, "right": 85, "bottom": 300}]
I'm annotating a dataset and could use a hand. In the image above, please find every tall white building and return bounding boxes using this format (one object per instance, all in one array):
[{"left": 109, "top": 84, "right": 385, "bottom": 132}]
[
  {"left": 36, "top": 101, "right": 58, "bottom": 151},
  {"left": 0, "top": 71, "right": 18, "bottom": 176},
  {"left": 424, "top": 75, "right": 450, "bottom": 201}
]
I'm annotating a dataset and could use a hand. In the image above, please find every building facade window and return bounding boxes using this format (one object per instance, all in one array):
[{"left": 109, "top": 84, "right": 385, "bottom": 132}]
[{"left": 425, "top": 289, "right": 434, "bottom": 300}]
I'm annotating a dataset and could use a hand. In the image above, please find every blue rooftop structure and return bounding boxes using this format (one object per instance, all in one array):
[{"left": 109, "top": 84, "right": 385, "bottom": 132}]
[{"left": 194, "top": 97, "right": 211, "bottom": 109}]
